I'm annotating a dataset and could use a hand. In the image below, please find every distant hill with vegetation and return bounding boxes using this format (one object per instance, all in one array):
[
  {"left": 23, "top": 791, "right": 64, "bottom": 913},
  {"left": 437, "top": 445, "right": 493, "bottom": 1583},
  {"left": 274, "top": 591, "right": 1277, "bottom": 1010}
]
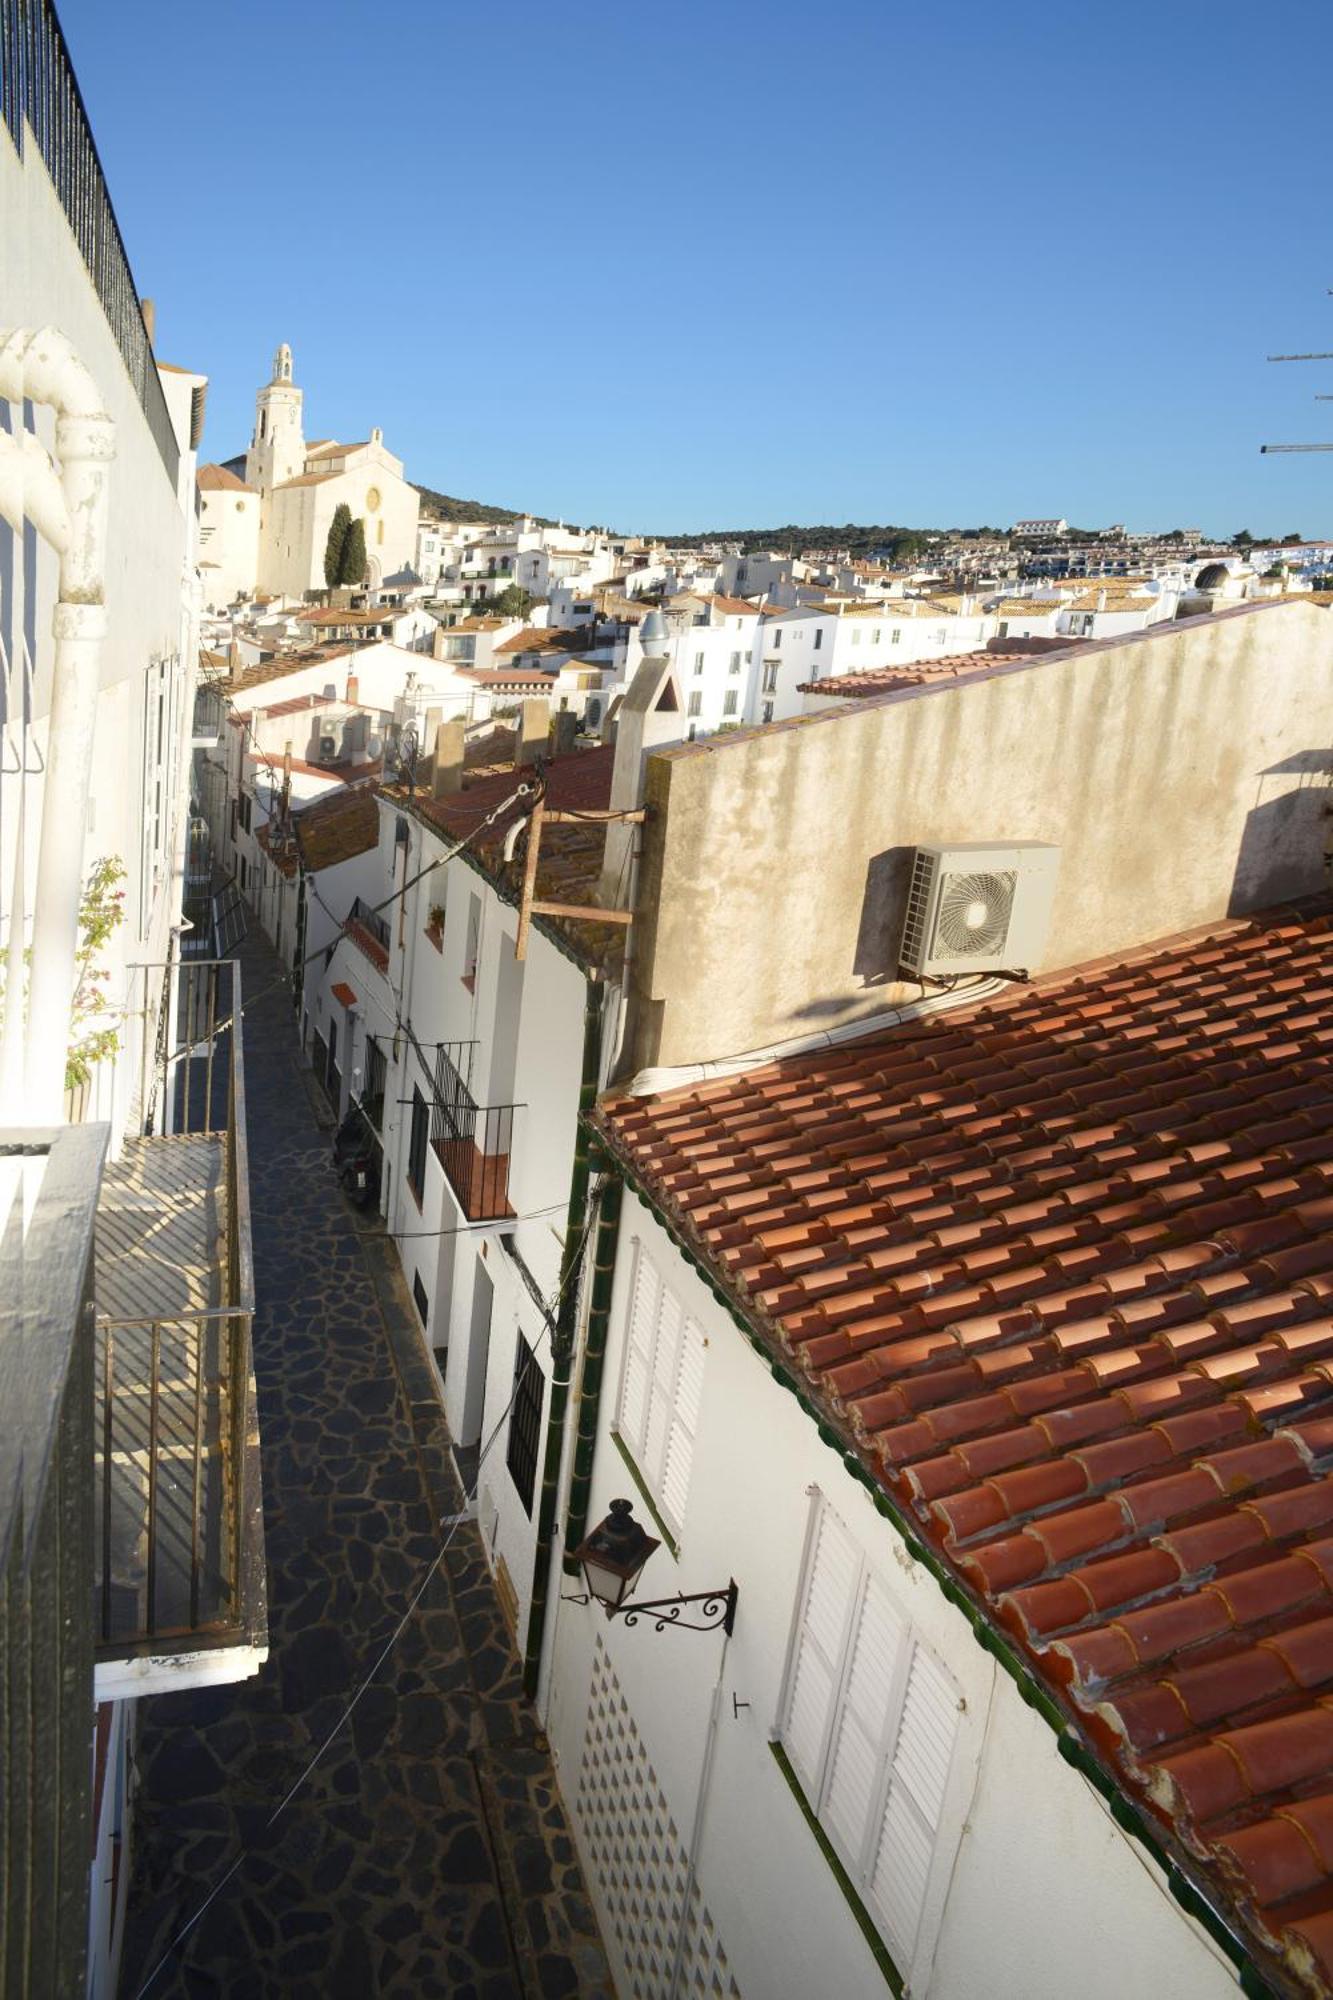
[
  {"left": 415, "top": 483, "right": 558, "bottom": 528},
  {"left": 655, "top": 524, "right": 965, "bottom": 562}
]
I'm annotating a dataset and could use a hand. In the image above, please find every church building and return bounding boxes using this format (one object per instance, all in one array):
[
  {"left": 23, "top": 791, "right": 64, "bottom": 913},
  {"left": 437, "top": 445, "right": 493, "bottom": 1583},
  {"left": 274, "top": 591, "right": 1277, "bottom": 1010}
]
[{"left": 196, "top": 342, "right": 420, "bottom": 608}]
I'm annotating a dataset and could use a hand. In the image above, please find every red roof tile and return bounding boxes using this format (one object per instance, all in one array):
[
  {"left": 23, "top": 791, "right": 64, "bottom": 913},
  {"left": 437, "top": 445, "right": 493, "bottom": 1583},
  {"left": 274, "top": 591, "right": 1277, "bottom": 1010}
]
[{"left": 594, "top": 897, "right": 1333, "bottom": 1996}]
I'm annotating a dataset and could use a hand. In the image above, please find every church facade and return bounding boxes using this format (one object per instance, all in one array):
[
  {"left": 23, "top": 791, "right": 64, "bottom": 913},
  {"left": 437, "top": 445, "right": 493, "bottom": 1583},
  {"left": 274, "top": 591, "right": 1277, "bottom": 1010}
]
[{"left": 197, "top": 342, "right": 419, "bottom": 608}]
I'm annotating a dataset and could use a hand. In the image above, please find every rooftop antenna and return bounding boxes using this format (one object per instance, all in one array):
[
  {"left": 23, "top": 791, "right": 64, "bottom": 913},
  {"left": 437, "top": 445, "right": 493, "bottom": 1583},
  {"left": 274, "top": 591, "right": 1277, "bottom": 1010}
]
[{"left": 1262, "top": 312, "right": 1333, "bottom": 452}]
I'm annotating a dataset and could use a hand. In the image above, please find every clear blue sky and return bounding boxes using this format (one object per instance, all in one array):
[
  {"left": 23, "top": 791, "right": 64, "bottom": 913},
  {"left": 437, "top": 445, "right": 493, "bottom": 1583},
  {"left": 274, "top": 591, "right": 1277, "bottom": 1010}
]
[{"left": 59, "top": 0, "right": 1333, "bottom": 537}]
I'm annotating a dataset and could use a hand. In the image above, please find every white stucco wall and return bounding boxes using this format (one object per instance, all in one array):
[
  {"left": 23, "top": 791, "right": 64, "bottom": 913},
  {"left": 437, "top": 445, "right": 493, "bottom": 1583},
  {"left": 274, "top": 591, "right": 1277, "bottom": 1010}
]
[
  {"left": 1, "top": 117, "right": 197, "bottom": 1151},
  {"left": 543, "top": 1190, "right": 1242, "bottom": 2000}
]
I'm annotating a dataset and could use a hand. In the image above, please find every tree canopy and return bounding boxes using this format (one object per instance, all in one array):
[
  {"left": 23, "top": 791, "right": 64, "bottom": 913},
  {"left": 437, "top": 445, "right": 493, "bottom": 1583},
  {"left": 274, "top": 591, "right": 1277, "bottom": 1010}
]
[{"left": 323, "top": 502, "right": 352, "bottom": 588}]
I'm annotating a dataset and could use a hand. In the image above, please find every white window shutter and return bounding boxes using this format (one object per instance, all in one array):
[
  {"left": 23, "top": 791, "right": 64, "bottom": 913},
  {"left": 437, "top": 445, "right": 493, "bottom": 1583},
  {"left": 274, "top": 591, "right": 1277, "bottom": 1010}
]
[
  {"left": 617, "top": 1246, "right": 659, "bottom": 1454},
  {"left": 643, "top": 1283, "right": 682, "bottom": 1489},
  {"left": 659, "top": 1314, "right": 705, "bottom": 1533},
  {"left": 867, "top": 1641, "right": 961, "bottom": 1963},
  {"left": 782, "top": 1503, "right": 860, "bottom": 1799},
  {"left": 820, "top": 1571, "right": 908, "bottom": 1867}
]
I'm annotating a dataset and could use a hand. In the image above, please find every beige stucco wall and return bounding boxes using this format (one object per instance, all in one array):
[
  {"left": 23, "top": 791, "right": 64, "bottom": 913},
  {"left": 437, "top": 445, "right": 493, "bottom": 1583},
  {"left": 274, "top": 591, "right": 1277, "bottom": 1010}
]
[
  {"left": 627, "top": 599, "right": 1333, "bottom": 1071},
  {"left": 199, "top": 485, "right": 260, "bottom": 609},
  {"left": 261, "top": 446, "right": 419, "bottom": 599}
]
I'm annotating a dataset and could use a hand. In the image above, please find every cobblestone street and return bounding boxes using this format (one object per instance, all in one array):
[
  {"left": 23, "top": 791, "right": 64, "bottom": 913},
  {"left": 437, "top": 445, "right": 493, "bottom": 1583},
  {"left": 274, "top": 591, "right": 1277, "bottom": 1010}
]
[{"left": 119, "top": 929, "right": 610, "bottom": 1999}]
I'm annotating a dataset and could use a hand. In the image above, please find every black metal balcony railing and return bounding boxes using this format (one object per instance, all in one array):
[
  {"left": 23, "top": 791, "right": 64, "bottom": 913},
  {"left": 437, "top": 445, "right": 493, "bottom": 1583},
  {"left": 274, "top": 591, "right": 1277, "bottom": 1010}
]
[
  {"left": 94, "top": 960, "right": 265, "bottom": 1661},
  {"left": 0, "top": 0, "right": 180, "bottom": 485},
  {"left": 348, "top": 894, "right": 392, "bottom": 964},
  {"left": 1, "top": 1121, "right": 105, "bottom": 1997},
  {"left": 430, "top": 1039, "right": 518, "bottom": 1222}
]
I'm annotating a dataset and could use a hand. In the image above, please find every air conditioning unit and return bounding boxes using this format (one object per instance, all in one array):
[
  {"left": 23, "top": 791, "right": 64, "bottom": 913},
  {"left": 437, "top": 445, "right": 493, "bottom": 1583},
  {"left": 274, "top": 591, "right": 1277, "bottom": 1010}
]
[{"left": 898, "top": 841, "right": 1060, "bottom": 978}]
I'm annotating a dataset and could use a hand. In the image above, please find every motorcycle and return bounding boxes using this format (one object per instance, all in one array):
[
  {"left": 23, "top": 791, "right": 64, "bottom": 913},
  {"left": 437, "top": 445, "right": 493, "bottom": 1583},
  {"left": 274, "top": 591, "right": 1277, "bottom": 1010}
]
[{"left": 332, "top": 1107, "right": 381, "bottom": 1210}]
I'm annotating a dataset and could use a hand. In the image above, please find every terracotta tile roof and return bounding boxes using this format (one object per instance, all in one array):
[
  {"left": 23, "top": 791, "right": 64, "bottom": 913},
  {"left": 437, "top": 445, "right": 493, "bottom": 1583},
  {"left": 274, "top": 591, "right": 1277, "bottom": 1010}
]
[
  {"left": 197, "top": 463, "right": 255, "bottom": 493},
  {"left": 306, "top": 439, "right": 368, "bottom": 458},
  {"left": 463, "top": 666, "right": 559, "bottom": 688},
  {"left": 796, "top": 646, "right": 1055, "bottom": 698},
  {"left": 593, "top": 898, "right": 1333, "bottom": 1997},
  {"left": 214, "top": 646, "right": 357, "bottom": 695},
  {"left": 493, "top": 626, "right": 587, "bottom": 657},
  {"left": 294, "top": 605, "right": 398, "bottom": 627},
  {"left": 293, "top": 785, "right": 381, "bottom": 873},
  {"left": 403, "top": 744, "right": 621, "bottom": 968},
  {"left": 274, "top": 470, "right": 341, "bottom": 490}
]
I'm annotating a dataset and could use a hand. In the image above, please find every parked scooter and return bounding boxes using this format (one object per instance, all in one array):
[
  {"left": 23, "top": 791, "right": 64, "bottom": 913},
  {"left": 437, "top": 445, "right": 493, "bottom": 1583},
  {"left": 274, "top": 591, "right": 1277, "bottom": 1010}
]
[{"left": 332, "top": 1107, "right": 381, "bottom": 1210}]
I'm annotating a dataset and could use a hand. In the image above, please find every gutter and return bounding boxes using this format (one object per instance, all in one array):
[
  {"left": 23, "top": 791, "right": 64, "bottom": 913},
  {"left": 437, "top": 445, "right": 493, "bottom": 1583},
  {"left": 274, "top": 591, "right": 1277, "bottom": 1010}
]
[
  {"left": 558, "top": 1168, "right": 623, "bottom": 1575},
  {"left": 521, "top": 977, "right": 607, "bottom": 1696}
]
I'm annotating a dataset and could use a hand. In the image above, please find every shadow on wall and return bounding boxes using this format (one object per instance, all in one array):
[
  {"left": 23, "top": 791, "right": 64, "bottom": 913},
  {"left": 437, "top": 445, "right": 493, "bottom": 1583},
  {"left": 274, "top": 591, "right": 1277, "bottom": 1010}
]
[{"left": 1228, "top": 751, "right": 1333, "bottom": 917}]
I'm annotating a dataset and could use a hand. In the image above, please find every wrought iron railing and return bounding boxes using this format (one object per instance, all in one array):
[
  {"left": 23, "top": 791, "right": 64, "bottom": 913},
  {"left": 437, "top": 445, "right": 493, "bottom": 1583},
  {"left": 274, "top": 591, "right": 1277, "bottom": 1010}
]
[
  {"left": 348, "top": 894, "right": 392, "bottom": 961},
  {"left": 0, "top": 1121, "right": 105, "bottom": 1995},
  {"left": 0, "top": 0, "right": 180, "bottom": 484},
  {"left": 96, "top": 960, "right": 264, "bottom": 1658},
  {"left": 430, "top": 1038, "right": 518, "bottom": 1221}
]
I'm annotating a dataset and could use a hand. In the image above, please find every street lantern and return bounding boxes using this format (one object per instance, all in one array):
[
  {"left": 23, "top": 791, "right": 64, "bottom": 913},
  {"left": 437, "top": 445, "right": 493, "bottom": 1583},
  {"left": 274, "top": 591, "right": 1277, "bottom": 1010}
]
[
  {"left": 574, "top": 1497, "right": 660, "bottom": 1612},
  {"left": 568, "top": 1499, "right": 738, "bottom": 1636}
]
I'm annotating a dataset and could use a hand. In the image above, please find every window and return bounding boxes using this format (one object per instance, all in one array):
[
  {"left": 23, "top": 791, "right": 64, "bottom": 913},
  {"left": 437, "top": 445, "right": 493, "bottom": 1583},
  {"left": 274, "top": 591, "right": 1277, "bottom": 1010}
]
[
  {"left": 412, "top": 1271, "right": 430, "bottom": 1327},
  {"left": 780, "top": 1495, "right": 962, "bottom": 1975},
  {"left": 238, "top": 790, "right": 253, "bottom": 834},
  {"left": 891, "top": 628, "right": 902, "bottom": 645},
  {"left": 614, "top": 1241, "right": 706, "bottom": 1539},
  {"left": 694, "top": 651, "right": 705, "bottom": 674},
  {"left": 722, "top": 690, "right": 738, "bottom": 717},
  {"left": 852, "top": 629, "right": 862, "bottom": 646},
  {"left": 773, "top": 629, "right": 782, "bottom": 648},
  {"left": 762, "top": 662, "right": 778, "bottom": 693},
  {"left": 506, "top": 1328, "right": 544, "bottom": 1515},
  {"left": 687, "top": 691, "right": 703, "bottom": 717},
  {"left": 407, "top": 1085, "right": 428, "bottom": 1203},
  {"left": 363, "top": 1035, "right": 387, "bottom": 1129},
  {"left": 463, "top": 892, "right": 481, "bottom": 991},
  {"left": 873, "top": 628, "right": 882, "bottom": 644},
  {"left": 762, "top": 700, "right": 774, "bottom": 724},
  {"left": 239, "top": 855, "right": 249, "bottom": 892},
  {"left": 813, "top": 629, "right": 823, "bottom": 650},
  {"left": 729, "top": 651, "right": 741, "bottom": 674}
]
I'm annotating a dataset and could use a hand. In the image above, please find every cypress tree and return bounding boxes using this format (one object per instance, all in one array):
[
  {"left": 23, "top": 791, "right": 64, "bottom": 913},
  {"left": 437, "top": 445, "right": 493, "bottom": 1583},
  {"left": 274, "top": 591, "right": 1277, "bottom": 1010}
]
[
  {"left": 340, "top": 516, "right": 368, "bottom": 585},
  {"left": 323, "top": 502, "right": 352, "bottom": 588}
]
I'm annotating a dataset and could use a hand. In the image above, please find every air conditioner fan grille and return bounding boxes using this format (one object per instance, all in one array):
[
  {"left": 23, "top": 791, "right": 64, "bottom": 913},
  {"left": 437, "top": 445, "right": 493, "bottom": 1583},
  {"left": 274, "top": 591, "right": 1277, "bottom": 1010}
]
[{"left": 934, "top": 869, "right": 1016, "bottom": 957}]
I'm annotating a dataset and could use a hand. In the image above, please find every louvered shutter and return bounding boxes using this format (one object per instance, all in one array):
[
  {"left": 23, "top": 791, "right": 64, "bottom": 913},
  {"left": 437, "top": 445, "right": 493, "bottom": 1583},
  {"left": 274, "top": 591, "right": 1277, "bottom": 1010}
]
[
  {"left": 867, "top": 1640, "right": 961, "bottom": 1962},
  {"left": 820, "top": 1570, "right": 909, "bottom": 1866},
  {"left": 782, "top": 1503, "right": 860, "bottom": 1799},
  {"left": 643, "top": 1283, "right": 682, "bottom": 1494},
  {"left": 617, "top": 1245, "right": 660, "bottom": 1455},
  {"left": 659, "top": 1314, "right": 705, "bottom": 1534}
]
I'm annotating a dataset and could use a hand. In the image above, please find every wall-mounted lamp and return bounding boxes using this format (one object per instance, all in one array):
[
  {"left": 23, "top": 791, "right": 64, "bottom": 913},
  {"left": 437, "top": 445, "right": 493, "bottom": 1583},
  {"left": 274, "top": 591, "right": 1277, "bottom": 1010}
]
[{"left": 566, "top": 1499, "right": 738, "bottom": 1636}]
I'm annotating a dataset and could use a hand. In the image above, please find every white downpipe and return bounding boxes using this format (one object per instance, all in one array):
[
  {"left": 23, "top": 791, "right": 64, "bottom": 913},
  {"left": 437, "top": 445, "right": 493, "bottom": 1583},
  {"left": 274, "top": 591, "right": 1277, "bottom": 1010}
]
[
  {"left": 624, "top": 975, "right": 1010, "bottom": 1099},
  {"left": 0, "top": 327, "right": 116, "bottom": 1122}
]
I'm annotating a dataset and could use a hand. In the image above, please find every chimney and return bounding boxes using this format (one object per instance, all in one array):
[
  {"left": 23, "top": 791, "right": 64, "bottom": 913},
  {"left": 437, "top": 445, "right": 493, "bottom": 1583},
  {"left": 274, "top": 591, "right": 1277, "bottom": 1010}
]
[
  {"left": 228, "top": 639, "right": 243, "bottom": 682},
  {"left": 600, "top": 610, "right": 684, "bottom": 899},
  {"left": 346, "top": 673, "right": 360, "bottom": 705},
  {"left": 516, "top": 698, "right": 549, "bottom": 768},
  {"left": 552, "top": 710, "right": 578, "bottom": 756},
  {"left": 432, "top": 719, "right": 465, "bottom": 800}
]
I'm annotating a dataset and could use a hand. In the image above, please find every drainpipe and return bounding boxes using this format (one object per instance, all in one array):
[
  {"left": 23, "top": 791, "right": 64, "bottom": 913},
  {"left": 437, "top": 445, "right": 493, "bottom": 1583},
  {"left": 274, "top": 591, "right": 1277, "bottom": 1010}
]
[
  {"left": 522, "top": 975, "right": 605, "bottom": 1696},
  {"left": 560, "top": 1167, "right": 623, "bottom": 1576},
  {"left": 0, "top": 327, "right": 116, "bottom": 1122}
]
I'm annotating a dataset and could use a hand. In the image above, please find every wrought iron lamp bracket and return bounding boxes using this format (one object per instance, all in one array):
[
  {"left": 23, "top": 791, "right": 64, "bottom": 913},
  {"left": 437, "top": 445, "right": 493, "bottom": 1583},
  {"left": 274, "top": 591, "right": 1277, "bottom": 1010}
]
[{"left": 560, "top": 1580, "right": 738, "bottom": 1635}]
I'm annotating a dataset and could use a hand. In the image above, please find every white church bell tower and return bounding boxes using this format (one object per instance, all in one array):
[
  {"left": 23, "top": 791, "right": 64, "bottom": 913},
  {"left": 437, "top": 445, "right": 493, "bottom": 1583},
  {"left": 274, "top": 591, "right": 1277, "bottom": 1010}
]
[{"left": 245, "top": 340, "right": 305, "bottom": 492}]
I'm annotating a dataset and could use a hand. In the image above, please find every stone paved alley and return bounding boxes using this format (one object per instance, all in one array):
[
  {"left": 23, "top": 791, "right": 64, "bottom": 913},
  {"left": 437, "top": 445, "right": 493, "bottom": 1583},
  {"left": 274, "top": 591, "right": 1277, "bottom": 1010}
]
[{"left": 119, "top": 930, "right": 611, "bottom": 1999}]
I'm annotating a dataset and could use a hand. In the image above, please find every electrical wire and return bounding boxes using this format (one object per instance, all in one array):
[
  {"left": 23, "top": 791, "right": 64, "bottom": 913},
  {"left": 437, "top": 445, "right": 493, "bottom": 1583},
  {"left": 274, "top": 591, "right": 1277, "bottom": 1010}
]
[{"left": 132, "top": 1178, "right": 605, "bottom": 1998}]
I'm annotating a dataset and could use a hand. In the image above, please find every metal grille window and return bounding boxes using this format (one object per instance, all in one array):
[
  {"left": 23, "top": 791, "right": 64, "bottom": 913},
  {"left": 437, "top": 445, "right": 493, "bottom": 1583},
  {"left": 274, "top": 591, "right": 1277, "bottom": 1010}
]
[
  {"left": 407, "top": 1086, "right": 428, "bottom": 1202},
  {"left": 780, "top": 1493, "right": 963, "bottom": 1974},
  {"left": 614, "top": 1241, "right": 706, "bottom": 1540},
  {"left": 505, "top": 1329, "right": 543, "bottom": 1516},
  {"left": 363, "top": 1036, "right": 387, "bottom": 1129}
]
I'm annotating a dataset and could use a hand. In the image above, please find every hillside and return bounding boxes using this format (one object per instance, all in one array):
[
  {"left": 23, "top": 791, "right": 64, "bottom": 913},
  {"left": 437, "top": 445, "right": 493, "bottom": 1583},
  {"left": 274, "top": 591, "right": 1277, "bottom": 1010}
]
[{"left": 415, "top": 483, "right": 557, "bottom": 528}]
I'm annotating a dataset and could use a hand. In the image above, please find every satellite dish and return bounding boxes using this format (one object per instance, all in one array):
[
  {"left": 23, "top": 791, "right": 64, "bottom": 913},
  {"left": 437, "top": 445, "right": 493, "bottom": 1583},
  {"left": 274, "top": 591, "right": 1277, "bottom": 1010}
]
[{"left": 367, "top": 733, "right": 384, "bottom": 759}]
